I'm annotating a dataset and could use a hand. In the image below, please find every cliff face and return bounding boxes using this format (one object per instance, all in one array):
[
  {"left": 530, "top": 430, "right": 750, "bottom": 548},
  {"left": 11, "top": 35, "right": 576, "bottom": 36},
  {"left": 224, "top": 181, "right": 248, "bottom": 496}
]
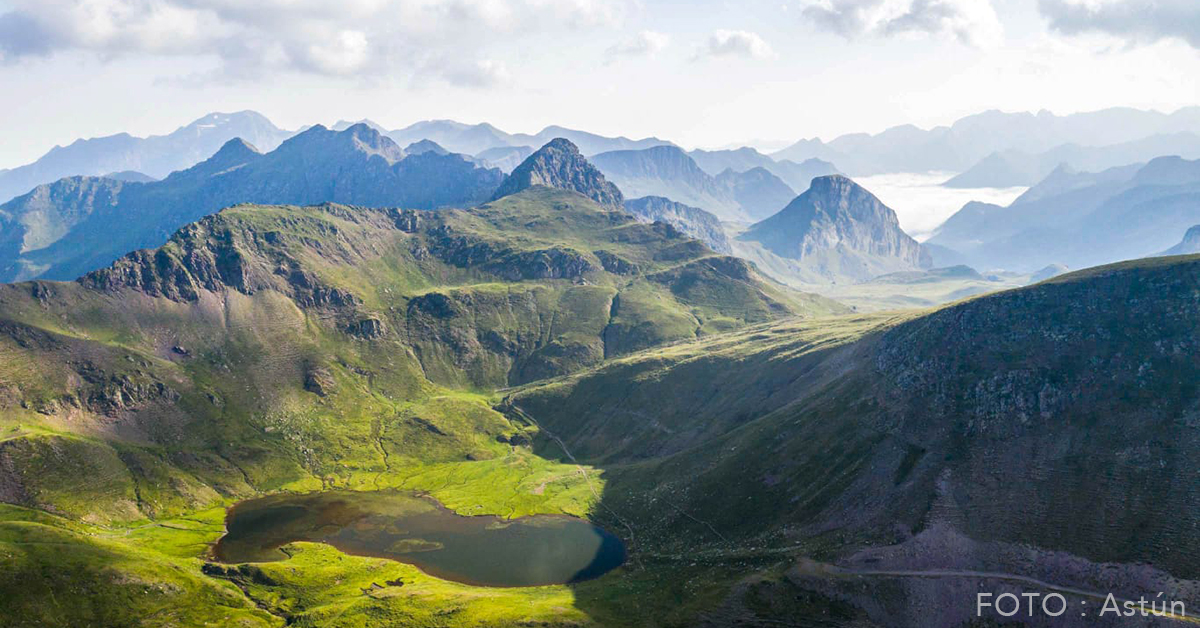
[
  {"left": 623, "top": 196, "right": 732, "bottom": 254},
  {"left": 741, "top": 175, "right": 930, "bottom": 273},
  {"left": 491, "top": 138, "right": 625, "bottom": 209}
]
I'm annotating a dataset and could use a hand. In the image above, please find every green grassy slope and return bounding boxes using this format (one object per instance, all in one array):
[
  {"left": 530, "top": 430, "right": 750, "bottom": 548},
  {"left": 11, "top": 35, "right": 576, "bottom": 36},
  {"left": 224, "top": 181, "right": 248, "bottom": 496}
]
[
  {"left": 512, "top": 255, "right": 1200, "bottom": 623},
  {"left": 0, "top": 186, "right": 842, "bottom": 627}
]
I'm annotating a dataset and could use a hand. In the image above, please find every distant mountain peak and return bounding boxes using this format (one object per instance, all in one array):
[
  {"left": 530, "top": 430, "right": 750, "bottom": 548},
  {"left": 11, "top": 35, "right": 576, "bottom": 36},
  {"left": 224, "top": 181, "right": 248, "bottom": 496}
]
[
  {"left": 281, "top": 124, "right": 405, "bottom": 164},
  {"left": 332, "top": 118, "right": 387, "bottom": 133},
  {"left": 404, "top": 139, "right": 450, "bottom": 156},
  {"left": 183, "top": 137, "right": 263, "bottom": 177},
  {"left": 491, "top": 138, "right": 624, "bottom": 209},
  {"left": 740, "top": 174, "right": 930, "bottom": 279},
  {"left": 215, "top": 137, "right": 262, "bottom": 159},
  {"left": 188, "top": 110, "right": 273, "bottom": 127}
]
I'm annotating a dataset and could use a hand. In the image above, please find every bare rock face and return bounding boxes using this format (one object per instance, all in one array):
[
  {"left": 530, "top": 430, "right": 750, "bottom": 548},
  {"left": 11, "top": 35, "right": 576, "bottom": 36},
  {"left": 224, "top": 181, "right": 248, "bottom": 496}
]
[
  {"left": 623, "top": 196, "right": 732, "bottom": 254},
  {"left": 742, "top": 174, "right": 930, "bottom": 273},
  {"left": 347, "top": 318, "right": 385, "bottom": 339},
  {"left": 490, "top": 138, "right": 624, "bottom": 209},
  {"left": 303, "top": 366, "right": 336, "bottom": 397}
]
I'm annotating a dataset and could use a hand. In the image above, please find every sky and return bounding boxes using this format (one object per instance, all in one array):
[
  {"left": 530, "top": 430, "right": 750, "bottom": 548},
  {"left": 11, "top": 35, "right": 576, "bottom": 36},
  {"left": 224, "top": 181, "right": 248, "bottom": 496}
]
[{"left": 0, "top": 0, "right": 1199, "bottom": 169}]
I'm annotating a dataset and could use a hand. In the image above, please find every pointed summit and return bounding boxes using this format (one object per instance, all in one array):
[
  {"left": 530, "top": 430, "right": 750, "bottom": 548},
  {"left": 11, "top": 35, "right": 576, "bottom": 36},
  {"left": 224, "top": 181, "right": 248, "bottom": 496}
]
[
  {"left": 214, "top": 137, "right": 262, "bottom": 160},
  {"left": 741, "top": 175, "right": 929, "bottom": 278},
  {"left": 176, "top": 137, "right": 263, "bottom": 178},
  {"left": 404, "top": 139, "right": 450, "bottom": 156},
  {"left": 491, "top": 138, "right": 624, "bottom": 209}
]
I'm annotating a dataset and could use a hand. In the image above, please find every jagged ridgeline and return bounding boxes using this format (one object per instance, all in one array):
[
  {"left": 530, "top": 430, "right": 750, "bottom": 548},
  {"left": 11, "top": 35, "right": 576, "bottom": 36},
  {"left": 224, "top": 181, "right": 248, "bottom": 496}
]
[{"left": 0, "top": 124, "right": 505, "bottom": 283}]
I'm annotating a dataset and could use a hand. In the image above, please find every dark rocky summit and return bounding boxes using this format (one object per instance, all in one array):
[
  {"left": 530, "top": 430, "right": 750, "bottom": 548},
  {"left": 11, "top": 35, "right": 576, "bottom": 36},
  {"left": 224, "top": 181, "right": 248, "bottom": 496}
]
[{"left": 491, "top": 139, "right": 625, "bottom": 209}]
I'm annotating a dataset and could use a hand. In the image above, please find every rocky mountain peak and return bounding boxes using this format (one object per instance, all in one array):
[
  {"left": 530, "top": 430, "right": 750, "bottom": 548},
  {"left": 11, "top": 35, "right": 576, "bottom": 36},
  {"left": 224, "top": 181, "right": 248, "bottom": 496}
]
[
  {"left": 740, "top": 174, "right": 930, "bottom": 276},
  {"left": 490, "top": 138, "right": 624, "bottom": 209}
]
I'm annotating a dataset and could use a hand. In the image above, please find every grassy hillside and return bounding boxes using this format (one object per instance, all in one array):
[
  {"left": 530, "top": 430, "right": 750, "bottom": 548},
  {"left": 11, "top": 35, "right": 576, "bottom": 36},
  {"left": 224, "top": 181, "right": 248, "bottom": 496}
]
[
  {"left": 512, "top": 255, "right": 1200, "bottom": 624},
  {"left": 0, "top": 186, "right": 844, "bottom": 627}
]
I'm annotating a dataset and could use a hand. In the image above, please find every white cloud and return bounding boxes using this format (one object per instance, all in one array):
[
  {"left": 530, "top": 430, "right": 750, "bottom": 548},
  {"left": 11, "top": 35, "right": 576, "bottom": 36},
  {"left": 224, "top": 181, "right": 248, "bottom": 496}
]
[
  {"left": 802, "top": 0, "right": 1003, "bottom": 47},
  {"left": 1038, "top": 0, "right": 1200, "bottom": 49},
  {"left": 606, "top": 30, "right": 670, "bottom": 59},
  {"left": 697, "top": 29, "right": 777, "bottom": 60},
  {"left": 437, "top": 58, "right": 512, "bottom": 88},
  {"left": 0, "top": 0, "right": 630, "bottom": 82}
]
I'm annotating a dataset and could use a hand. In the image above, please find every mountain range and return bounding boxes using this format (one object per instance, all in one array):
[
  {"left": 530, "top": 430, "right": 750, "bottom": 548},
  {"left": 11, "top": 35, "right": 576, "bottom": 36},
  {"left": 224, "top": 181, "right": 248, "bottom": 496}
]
[
  {"left": 0, "top": 114, "right": 680, "bottom": 207},
  {"left": 774, "top": 106, "right": 1200, "bottom": 176},
  {"left": 591, "top": 146, "right": 798, "bottom": 221},
  {"left": 927, "top": 156, "right": 1200, "bottom": 271},
  {"left": 0, "top": 111, "right": 293, "bottom": 204},
  {"left": 685, "top": 146, "right": 841, "bottom": 192},
  {"left": 944, "top": 132, "right": 1200, "bottom": 188},
  {"left": 385, "top": 120, "right": 676, "bottom": 157},
  {"left": 0, "top": 124, "right": 505, "bottom": 282}
]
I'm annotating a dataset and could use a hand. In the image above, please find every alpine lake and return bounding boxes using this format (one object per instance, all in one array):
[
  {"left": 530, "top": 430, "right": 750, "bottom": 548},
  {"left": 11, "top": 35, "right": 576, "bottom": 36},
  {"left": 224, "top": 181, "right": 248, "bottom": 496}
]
[{"left": 213, "top": 490, "right": 626, "bottom": 587}]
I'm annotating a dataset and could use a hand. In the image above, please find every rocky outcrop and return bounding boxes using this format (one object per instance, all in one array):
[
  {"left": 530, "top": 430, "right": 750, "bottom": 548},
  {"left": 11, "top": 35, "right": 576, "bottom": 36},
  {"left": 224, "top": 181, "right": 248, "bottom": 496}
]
[
  {"left": 81, "top": 221, "right": 256, "bottom": 301},
  {"left": 594, "top": 250, "right": 639, "bottom": 275},
  {"left": 492, "top": 248, "right": 595, "bottom": 281},
  {"left": 303, "top": 366, "right": 336, "bottom": 397},
  {"left": 347, "top": 318, "right": 385, "bottom": 339},
  {"left": 68, "top": 360, "right": 181, "bottom": 417},
  {"left": 623, "top": 196, "right": 732, "bottom": 254},
  {"left": 425, "top": 225, "right": 595, "bottom": 280},
  {"left": 490, "top": 139, "right": 624, "bottom": 209}
]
